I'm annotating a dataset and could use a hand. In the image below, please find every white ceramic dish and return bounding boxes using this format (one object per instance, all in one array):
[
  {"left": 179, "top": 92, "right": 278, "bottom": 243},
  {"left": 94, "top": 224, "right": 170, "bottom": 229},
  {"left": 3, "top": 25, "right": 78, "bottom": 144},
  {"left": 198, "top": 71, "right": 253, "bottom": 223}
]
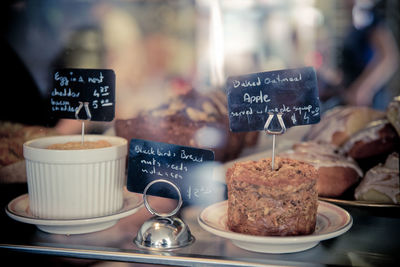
[
  {"left": 23, "top": 135, "right": 127, "bottom": 219},
  {"left": 5, "top": 190, "right": 143, "bottom": 235},
  {"left": 198, "top": 200, "right": 352, "bottom": 253},
  {"left": 319, "top": 196, "right": 400, "bottom": 209}
]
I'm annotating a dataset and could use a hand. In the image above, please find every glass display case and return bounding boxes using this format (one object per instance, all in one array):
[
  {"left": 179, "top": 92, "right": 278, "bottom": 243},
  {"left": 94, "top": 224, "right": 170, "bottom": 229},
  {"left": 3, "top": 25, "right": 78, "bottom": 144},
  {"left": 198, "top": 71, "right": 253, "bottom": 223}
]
[{"left": 1, "top": 1, "right": 399, "bottom": 266}]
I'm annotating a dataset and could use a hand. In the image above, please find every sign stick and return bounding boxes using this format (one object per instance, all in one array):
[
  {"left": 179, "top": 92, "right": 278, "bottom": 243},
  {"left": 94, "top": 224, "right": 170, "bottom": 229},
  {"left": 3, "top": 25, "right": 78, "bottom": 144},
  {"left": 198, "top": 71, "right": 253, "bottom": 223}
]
[
  {"left": 75, "top": 101, "right": 92, "bottom": 144},
  {"left": 264, "top": 113, "right": 286, "bottom": 171},
  {"left": 271, "top": 135, "right": 276, "bottom": 170},
  {"left": 81, "top": 121, "right": 85, "bottom": 144}
]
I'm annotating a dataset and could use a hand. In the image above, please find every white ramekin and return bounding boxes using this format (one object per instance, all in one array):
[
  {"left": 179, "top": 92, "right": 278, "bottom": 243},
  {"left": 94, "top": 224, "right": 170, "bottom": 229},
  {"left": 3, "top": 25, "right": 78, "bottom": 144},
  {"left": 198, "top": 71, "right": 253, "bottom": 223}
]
[{"left": 23, "top": 135, "right": 127, "bottom": 219}]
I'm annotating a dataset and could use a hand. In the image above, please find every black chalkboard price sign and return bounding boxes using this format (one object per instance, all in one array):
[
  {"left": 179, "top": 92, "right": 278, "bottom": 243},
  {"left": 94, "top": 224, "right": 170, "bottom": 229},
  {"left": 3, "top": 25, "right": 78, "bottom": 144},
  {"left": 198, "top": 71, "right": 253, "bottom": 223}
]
[
  {"left": 226, "top": 67, "right": 320, "bottom": 132},
  {"left": 127, "top": 139, "right": 225, "bottom": 205},
  {"left": 50, "top": 68, "right": 115, "bottom": 121}
]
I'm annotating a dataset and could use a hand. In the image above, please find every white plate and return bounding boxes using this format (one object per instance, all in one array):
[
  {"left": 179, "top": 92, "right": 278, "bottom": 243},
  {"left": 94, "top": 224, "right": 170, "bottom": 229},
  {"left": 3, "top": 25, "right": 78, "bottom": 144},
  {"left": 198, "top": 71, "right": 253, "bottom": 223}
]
[
  {"left": 319, "top": 196, "right": 400, "bottom": 209},
  {"left": 198, "top": 200, "right": 352, "bottom": 253},
  {"left": 5, "top": 190, "right": 143, "bottom": 235}
]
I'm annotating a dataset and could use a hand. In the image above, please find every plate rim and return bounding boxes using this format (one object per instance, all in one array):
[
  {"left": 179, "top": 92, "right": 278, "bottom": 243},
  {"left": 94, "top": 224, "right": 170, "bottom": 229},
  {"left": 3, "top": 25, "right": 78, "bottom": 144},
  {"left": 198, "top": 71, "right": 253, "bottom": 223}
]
[
  {"left": 198, "top": 200, "right": 353, "bottom": 245},
  {"left": 318, "top": 196, "right": 400, "bottom": 208},
  {"left": 5, "top": 191, "right": 144, "bottom": 227}
]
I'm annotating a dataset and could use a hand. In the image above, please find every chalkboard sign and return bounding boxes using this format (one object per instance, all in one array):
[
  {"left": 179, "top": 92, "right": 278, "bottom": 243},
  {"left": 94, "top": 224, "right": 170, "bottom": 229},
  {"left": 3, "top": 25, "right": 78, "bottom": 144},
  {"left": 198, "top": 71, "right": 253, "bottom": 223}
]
[
  {"left": 227, "top": 67, "right": 320, "bottom": 132},
  {"left": 127, "top": 139, "right": 225, "bottom": 205},
  {"left": 50, "top": 68, "right": 115, "bottom": 121}
]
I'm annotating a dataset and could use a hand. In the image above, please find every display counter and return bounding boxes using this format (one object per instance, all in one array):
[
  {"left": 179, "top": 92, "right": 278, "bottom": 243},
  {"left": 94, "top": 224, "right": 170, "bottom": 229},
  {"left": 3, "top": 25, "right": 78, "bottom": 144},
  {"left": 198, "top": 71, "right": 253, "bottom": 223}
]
[{"left": 1, "top": 183, "right": 399, "bottom": 267}]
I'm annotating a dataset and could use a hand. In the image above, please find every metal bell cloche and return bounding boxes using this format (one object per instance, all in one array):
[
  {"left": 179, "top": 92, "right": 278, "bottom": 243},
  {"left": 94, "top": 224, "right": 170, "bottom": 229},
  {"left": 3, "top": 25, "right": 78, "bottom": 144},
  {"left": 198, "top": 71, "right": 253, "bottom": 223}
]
[
  {"left": 134, "top": 179, "right": 195, "bottom": 250},
  {"left": 135, "top": 215, "right": 194, "bottom": 250}
]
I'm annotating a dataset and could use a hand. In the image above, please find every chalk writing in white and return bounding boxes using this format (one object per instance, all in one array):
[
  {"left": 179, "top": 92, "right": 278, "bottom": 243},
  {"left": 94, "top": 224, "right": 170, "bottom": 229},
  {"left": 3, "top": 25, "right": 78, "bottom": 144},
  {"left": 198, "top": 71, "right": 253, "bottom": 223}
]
[
  {"left": 181, "top": 149, "right": 203, "bottom": 162},
  {"left": 51, "top": 88, "right": 80, "bottom": 98},
  {"left": 50, "top": 99, "right": 76, "bottom": 112},
  {"left": 88, "top": 72, "right": 104, "bottom": 84},
  {"left": 231, "top": 103, "right": 319, "bottom": 126},
  {"left": 232, "top": 77, "right": 261, "bottom": 88},
  {"left": 232, "top": 72, "right": 302, "bottom": 89},
  {"left": 264, "top": 73, "right": 302, "bottom": 85},
  {"left": 187, "top": 185, "right": 212, "bottom": 200},
  {"left": 243, "top": 91, "right": 271, "bottom": 104}
]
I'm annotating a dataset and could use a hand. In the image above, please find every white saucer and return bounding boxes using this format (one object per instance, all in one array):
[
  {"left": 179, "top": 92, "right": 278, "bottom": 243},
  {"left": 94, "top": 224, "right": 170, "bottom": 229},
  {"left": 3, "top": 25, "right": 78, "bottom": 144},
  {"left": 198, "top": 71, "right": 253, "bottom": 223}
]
[
  {"left": 198, "top": 200, "right": 352, "bottom": 253},
  {"left": 5, "top": 190, "right": 144, "bottom": 235}
]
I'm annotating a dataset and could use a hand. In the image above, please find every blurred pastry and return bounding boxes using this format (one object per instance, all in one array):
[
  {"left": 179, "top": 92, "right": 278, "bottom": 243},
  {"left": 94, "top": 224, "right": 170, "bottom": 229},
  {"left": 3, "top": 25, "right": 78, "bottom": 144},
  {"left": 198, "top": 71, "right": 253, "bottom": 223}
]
[
  {"left": 387, "top": 96, "right": 400, "bottom": 136},
  {"left": 0, "top": 121, "right": 57, "bottom": 168},
  {"left": 226, "top": 157, "right": 318, "bottom": 236},
  {"left": 280, "top": 141, "right": 363, "bottom": 197},
  {"left": 341, "top": 120, "right": 399, "bottom": 159},
  {"left": 0, "top": 121, "right": 58, "bottom": 183},
  {"left": 304, "top": 106, "right": 385, "bottom": 146},
  {"left": 354, "top": 152, "right": 399, "bottom": 204},
  {"left": 341, "top": 119, "right": 399, "bottom": 172},
  {"left": 115, "top": 89, "right": 258, "bottom": 162}
]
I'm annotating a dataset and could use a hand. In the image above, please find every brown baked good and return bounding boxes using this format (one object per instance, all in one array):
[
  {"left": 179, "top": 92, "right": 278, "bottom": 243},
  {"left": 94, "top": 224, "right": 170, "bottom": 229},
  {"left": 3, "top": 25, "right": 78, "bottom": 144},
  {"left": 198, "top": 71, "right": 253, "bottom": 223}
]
[
  {"left": 340, "top": 119, "right": 399, "bottom": 172},
  {"left": 0, "top": 121, "right": 58, "bottom": 183},
  {"left": 341, "top": 120, "right": 399, "bottom": 159},
  {"left": 0, "top": 121, "right": 57, "bottom": 167},
  {"left": 354, "top": 153, "right": 399, "bottom": 204},
  {"left": 115, "top": 89, "right": 257, "bottom": 162},
  {"left": 47, "top": 140, "right": 112, "bottom": 150},
  {"left": 226, "top": 157, "right": 318, "bottom": 236},
  {"left": 304, "top": 106, "right": 385, "bottom": 146},
  {"left": 387, "top": 96, "right": 400, "bottom": 136},
  {"left": 280, "top": 141, "right": 363, "bottom": 197}
]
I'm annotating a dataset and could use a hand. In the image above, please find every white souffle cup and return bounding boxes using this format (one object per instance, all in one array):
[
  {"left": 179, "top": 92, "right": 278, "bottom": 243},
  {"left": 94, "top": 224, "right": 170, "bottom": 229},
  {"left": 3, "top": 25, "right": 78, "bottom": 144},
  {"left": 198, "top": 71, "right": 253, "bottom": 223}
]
[{"left": 23, "top": 135, "right": 127, "bottom": 219}]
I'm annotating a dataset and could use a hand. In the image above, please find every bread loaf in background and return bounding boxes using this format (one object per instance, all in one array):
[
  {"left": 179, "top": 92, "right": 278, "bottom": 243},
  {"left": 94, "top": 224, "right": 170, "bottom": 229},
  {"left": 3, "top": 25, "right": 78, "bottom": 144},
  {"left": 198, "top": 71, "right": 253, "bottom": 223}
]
[{"left": 115, "top": 89, "right": 258, "bottom": 162}]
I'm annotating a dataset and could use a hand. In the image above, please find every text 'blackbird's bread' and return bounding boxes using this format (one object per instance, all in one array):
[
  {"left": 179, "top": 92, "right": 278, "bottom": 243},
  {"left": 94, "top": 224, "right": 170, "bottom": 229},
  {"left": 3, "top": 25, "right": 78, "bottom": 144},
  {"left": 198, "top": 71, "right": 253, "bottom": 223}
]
[{"left": 226, "top": 157, "right": 318, "bottom": 236}]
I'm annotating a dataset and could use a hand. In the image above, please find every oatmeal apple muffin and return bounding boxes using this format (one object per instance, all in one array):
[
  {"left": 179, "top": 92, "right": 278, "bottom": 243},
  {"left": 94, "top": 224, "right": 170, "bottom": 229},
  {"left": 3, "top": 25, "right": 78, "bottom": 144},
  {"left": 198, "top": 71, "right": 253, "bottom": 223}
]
[{"left": 226, "top": 157, "right": 318, "bottom": 236}]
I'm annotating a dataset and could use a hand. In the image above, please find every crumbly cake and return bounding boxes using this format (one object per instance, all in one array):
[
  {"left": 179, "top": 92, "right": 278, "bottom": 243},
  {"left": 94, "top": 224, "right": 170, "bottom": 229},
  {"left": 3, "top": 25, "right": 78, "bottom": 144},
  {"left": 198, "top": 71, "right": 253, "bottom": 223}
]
[
  {"left": 47, "top": 140, "right": 112, "bottom": 150},
  {"left": 280, "top": 141, "right": 363, "bottom": 197},
  {"left": 115, "top": 89, "right": 258, "bottom": 162},
  {"left": 226, "top": 157, "right": 318, "bottom": 236}
]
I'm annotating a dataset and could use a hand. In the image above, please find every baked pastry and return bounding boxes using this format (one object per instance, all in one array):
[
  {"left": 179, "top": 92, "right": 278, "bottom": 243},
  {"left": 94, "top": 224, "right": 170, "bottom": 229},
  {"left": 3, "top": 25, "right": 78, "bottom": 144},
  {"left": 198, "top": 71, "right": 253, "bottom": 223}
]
[
  {"left": 304, "top": 106, "right": 385, "bottom": 146},
  {"left": 115, "top": 89, "right": 257, "bottom": 162},
  {"left": 341, "top": 120, "right": 399, "bottom": 159},
  {"left": 226, "top": 157, "right": 318, "bottom": 236},
  {"left": 340, "top": 119, "right": 399, "bottom": 172},
  {"left": 354, "top": 153, "right": 399, "bottom": 204},
  {"left": 0, "top": 121, "right": 57, "bottom": 168},
  {"left": 47, "top": 140, "right": 112, "bottom": 150},
  {"left": 0, "top": 121, "right": 58, "bottom": 183},
  {"left": 387, "top": 96, "right": 400, "bottom": 136},
  {"left": 280, "top": 141, "right": 363, "bottom": 197}
]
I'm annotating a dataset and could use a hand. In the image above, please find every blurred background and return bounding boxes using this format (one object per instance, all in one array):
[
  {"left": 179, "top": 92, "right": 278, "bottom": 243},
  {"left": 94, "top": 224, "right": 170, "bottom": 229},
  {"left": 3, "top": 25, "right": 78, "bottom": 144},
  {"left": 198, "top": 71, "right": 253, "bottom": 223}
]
[{"left": 1, "top": 0, "right": 399, "bottom": 125}]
